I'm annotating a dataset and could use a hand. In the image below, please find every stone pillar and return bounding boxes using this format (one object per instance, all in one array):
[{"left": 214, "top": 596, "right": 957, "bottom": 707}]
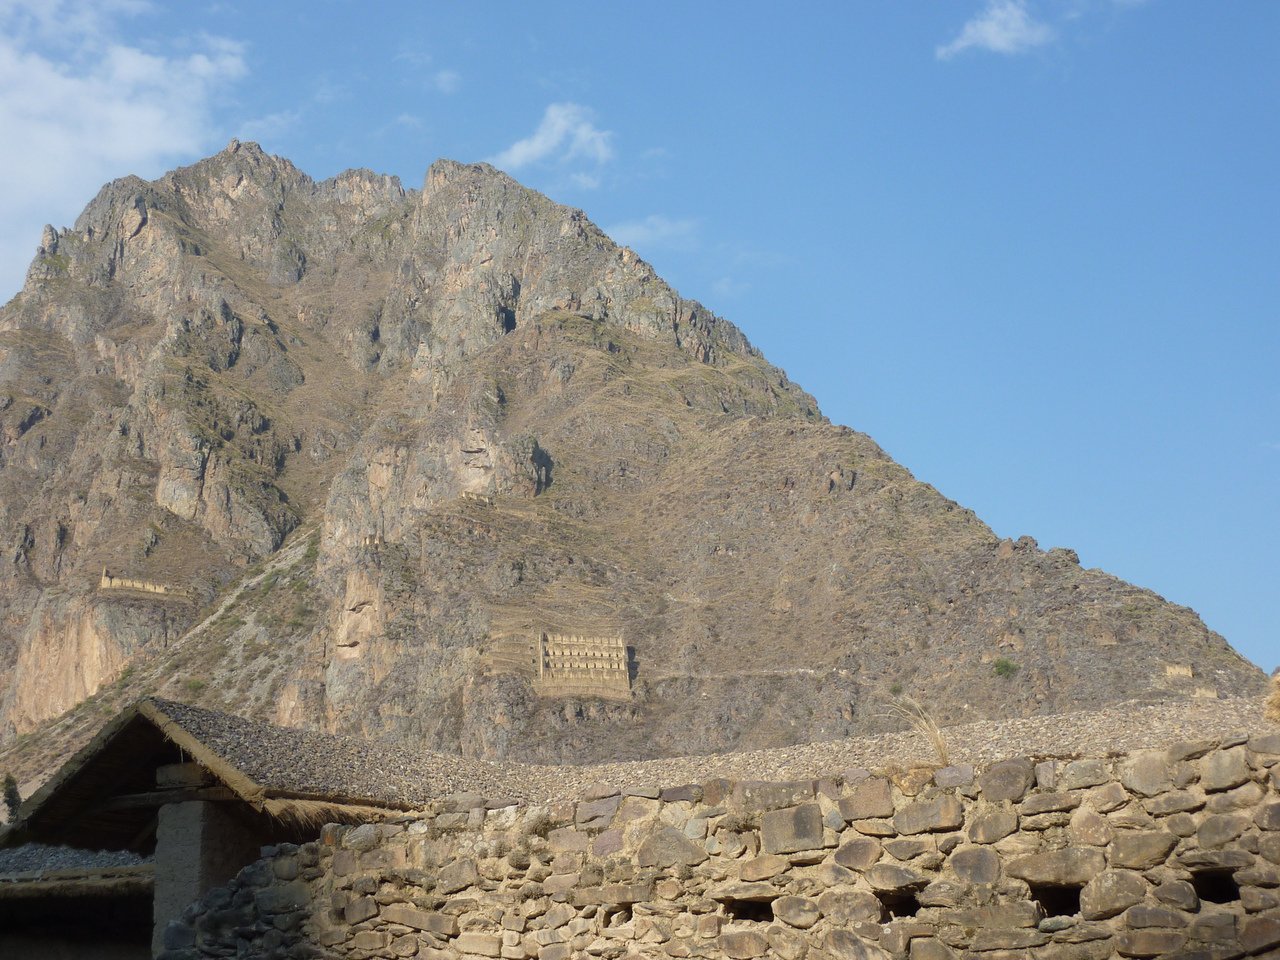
[{"left": 152, "top": 800, "right": 265, "bottom": 956}]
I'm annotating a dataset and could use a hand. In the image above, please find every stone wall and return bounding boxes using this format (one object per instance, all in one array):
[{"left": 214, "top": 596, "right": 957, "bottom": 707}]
[
  {"left": 158, "top": 735, "right": 1280, "bottom": 960},
  {"left": 98, "top": 570, "right": 189, "bottom": 600},
  {"left": 528, "top": 634, "right": 630, "bottom": 701}
]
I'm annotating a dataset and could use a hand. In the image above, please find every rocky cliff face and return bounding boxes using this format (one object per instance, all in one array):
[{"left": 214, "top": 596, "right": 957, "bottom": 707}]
[{"left": 0, "top": 141, "right": 1264, "bottom": 780}]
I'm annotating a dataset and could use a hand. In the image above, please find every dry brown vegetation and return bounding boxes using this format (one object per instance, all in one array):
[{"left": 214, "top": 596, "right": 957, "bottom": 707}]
[{"left": 1267, "top": 673, "right": 1280, "bottom": 723}]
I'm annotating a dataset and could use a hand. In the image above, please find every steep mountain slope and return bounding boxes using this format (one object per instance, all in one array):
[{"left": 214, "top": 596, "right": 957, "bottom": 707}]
[{"left": 0, "top": 141, "right": 1263, "bottom": 782}]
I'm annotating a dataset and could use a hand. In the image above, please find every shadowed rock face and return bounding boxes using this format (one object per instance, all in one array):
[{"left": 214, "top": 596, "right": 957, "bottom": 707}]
[{"left": 0, "top": 141, "right": 1264, "bottom": 776}]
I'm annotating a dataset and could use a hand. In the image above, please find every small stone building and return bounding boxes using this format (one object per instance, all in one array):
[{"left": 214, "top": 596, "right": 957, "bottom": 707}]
[{"left": 0, "top": 698, "right": 498, "bottom": 958}]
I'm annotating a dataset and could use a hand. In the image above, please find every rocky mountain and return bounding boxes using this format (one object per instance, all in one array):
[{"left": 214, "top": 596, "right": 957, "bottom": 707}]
[{"left": 0, "top": 141, "right": 1264, "bottom": 784}]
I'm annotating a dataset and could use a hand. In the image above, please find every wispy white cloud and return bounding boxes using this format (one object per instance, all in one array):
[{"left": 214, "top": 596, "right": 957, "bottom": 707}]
[
  {"left": 0, "top": 0, "right": 246, "bottom": 299},
  {"left": 433, "top": 69, "right": 460, "bottom": 94},
  {"left": 489, "top": 102, "right": 614, "bottom": 171},
  {"left": 605, "top": 214, "right": 699, "bottom": 251},
  {"left": 712, "top": 276, "right": 750, "bottom": 299},
  {"left": 237, "top": 109, "right": 302, "bottom": 145},
  {"left": 937, "top": 0, "right": 1054, "bottom": 60}
]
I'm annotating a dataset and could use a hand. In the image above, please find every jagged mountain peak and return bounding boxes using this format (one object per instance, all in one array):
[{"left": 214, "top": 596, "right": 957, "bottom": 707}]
[{"left": 0, "top": 149, "right": 1263, "bottom": 785}]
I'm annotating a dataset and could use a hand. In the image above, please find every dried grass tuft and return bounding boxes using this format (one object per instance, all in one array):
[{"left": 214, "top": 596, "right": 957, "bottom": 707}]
[
  {"left": 1266, "top": 674, "right": 1280, "bottom": 724},
  {"left": 885, "top": 695, "right": 951, "bottom": 767}
]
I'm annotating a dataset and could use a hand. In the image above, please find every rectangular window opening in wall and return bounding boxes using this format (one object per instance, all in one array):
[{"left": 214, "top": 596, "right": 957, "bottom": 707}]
[
  {"left": 603, "top": 905, "right": 632, "bottom": 927},
  {"left": 722, "top": 898, "right": 775, "bottom": 922},
  {"left": 876, "top": 890, "right": 921, "bottom": 920},
  {"left": 1028, "top": 882, "right": 1082, "bottom": 917},
  {"left": 1191, "top": 870, "right": 1241, "bottom": 905}
]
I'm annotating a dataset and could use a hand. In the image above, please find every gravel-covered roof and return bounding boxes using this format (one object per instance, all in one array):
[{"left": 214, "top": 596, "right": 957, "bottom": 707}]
[
  {"left": 152, "top": 694, "right": 1270, "bottom": 807},
  {"left": 0, "top": 843, "right": 149, "bottom": 877},
  {"left": 146, "top": 698, "right": 520, "bottom": 807}
]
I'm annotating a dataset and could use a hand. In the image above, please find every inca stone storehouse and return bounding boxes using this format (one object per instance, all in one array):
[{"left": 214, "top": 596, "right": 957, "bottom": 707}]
[{"left": 2, "top": 697, "right": 1279, "bottom": 959}]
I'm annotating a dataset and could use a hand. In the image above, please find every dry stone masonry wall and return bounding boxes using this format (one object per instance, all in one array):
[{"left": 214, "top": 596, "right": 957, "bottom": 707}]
[
  {"left": 159, "top": 735, "right": 1280, "bottom": 960},
  {"left": 98, "top": 569, "right": 191, "bottom": 600}
]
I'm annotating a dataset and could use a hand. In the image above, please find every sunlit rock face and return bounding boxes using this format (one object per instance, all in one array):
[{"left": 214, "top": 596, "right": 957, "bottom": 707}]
[{"left": 0, "top": 141, "right": 1264, "bottom": 766}]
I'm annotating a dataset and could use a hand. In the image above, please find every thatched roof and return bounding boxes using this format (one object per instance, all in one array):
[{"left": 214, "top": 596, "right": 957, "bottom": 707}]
[
  {"left": 143, "top": 699, "right": 516, "bottom": 809},
  {"left": 3, "top": 698, "right": 516, "bottom": 851}
]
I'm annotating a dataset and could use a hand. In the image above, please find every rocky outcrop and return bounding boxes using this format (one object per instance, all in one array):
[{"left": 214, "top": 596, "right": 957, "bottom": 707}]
[
  {"left": 0, "top": 142, "right": 1266, "bottom": 768},
  {"left": 159, "top": 733, "right": 1280, "bottom": 960}
]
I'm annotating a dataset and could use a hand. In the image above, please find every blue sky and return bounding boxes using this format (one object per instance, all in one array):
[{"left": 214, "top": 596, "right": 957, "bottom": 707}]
[{"left": 0, "top": 1, "right": 1275, "bottom": 672}]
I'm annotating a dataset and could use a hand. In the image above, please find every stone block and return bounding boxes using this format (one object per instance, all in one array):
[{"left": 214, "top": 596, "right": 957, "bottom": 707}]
[
  {"left": 572, "top": 882, "right": 653, "bottom": 906},
  {"left": 1153, "top": 879, "right": 1198, "bottom": 910},
  {"left": 934, "top": 765, "right": 975, "bottom": 788},
  {"left": 767, "top": 924, "right": 807, "bottom": 960},
  {"left": 979, "top": 758, "right": 1036, "bottom": 802},
  {"left": 825, "top": 928, "right": 891, "bottom": 960},
  {"left": 1035, "top": 760, "right": 1058, "bottom": 790},
  {"left": 592, "top": 828, "right": 623, "bottom": 858},
  {"left": 1198, "top": 747, "right": 1250, "bottom": 792},
  {"left": 910, "top": 939, "right": 957, "bottom": 960},
  {"left": 1115, "top": 929, "right": 1185, "bottom": 957},
  {"left": 456, "top": 932, "right": 503, "bottom": 957},
  {"left": 1142, "top": 790, "right": 1204, "bottom": 815},
  {"left": 382, "top": 904, "right": 459, "bottom": 935},
  {"left": 710, "top": 881, "right": 777, "bottom": 902},
  {"left": 660, "top": 784, "right": 702, "bottom": 803},
  {"left": 950, "top": 845, "right": 1000, "bottom": 884},
  {"left": 1008, "top": 847, "right": 1105, "bottom": 886},
  {"left": 761, "top": 803, "right": 824, "bottom": 854},
  {"left": 343, "top": 823, "right": 380, "bottom": 852},
  {"left": 817, "top": 889, "right": 883, "bottom": 923},
  {"left": 1109, "top": 830, "right": 1178, "bottom": 869},
  {"left": 968, "top": 805, "right": 1018, "bottom": 843},
  {"left": 636, "top": 826, "right": 708, "bottom": 867},
  {"left": 437, "top": 857, "right": 481, "bottom": 895},
  {"left": 254, "top": 881, "right": 310, "bottom": 915},
  {"left": 1256, "top": 802, "right": 1280, "bottom": 831},
  {"left": 719, "top": 930, "right": 770, "bottom": 958},
  {"left": 1124, "top": 905, "right": 1186, "bottom": 928},
  {"left": 390, "top": 933, "right": 420, "bottom": 957},
  {"left": 1118, "top": 751, "right": 1172, "bottom": 797},
  {"left": 1086, "top": 780, "right": 1129, "bottom": 812},
  {"left": 731, "top": 780, "right": 814, "bottom": 812},
  {"left": 1080, "top": 869, "right": 1146, "bottom": 920},
  {"left": 740, "top": 854, "right": 789, "bottom": 880},
  {"left": 1197, "top": 813, "right": 1249, "bottom": 848},
  {"left": 546, "top": 828, "right": 589, "bottom": 853},
  {"left": 1060, "top": 760, "right": 1110, "bottom": 790},
  {"left": 1242, "top": 916, "right": 1280, "bottom": 955},
  {"left": 1020, "top": 791, "right": 1082, "bottom": 815},
  {"left": 1248, "top": 733, "right": 1280, "bottom": 755},
  {"left": 575, "top": 796, "right": 620, "bottom": 828},
  {"left": 1067, "top": 808, "right": 1113, "bottom": 846},
  {"left": 839, "top": 778, "right": 895, "bottom": 821},
  {"left": 866, "top": 863, "right": 927, "bottom": 891},
  {"left": 951, "top": 902, "right": 1043, "bottom": 929},
  {"left": 895, "top": 795, "right": 964, "bottom": 835},
  {"left": 344, "top": 895, "right": 379, "bottom": 923},
  {"left": 884, "top": 837, "right": 932, "bottom": 860},
  {"left": 970, "top": 927, "right": 1048, "bottom": 950},
  {"left": 852, "top": 818, "right": 897, "bottom": 836},
  {"left": 581, "top": 782, "right": 619, "bottom": 801},
  {"left": 1241, "top": 887, "right": 1280, "bottom": 912},
  {"left": 917, "top": 880, "right": 965, "bottom": 908},
  {"left": 350, "top": 930, "right": 391, "bottom": 952},
  {"left": 772, "top": 895, "right": 821, "bottom": 928},
  {"left": 1206, "top": 780, "right": 1264, "bottom": 812},
  {"left": 1177, "top": 848, "right": 1254, "bottom": 870}
]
